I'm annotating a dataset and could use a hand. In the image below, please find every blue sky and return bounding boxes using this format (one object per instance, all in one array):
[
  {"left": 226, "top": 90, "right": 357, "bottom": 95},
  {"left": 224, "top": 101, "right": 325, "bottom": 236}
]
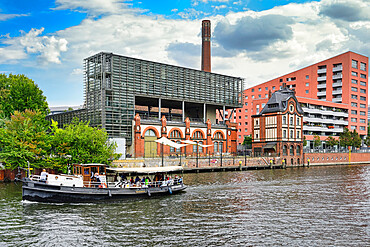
[{"left": 0, "top": 0, "right": 369, "bottom": 106}]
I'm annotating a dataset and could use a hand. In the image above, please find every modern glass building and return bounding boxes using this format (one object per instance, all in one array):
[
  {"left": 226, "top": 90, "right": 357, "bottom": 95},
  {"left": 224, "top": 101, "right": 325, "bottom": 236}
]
[{"left": 49, "top": 52, "right": 243, "bottom": 148}]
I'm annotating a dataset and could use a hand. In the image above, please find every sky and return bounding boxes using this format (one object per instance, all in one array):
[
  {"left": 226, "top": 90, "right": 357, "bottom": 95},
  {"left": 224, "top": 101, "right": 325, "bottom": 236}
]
[{"left": 0, "top": 0, "right": 369, "bottom": 107}]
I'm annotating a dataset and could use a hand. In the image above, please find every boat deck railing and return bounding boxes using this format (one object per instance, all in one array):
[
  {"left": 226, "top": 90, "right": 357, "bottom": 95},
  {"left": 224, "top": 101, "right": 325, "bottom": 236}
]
[{"left": 87, "top": 179, "right": 183, "bottom": 189}]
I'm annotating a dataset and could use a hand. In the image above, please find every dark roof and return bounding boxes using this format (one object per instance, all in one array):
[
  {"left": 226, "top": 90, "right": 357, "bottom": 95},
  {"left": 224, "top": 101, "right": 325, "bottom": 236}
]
[{"left": 257, "top": 88, "right": 304, "bottom": 115}]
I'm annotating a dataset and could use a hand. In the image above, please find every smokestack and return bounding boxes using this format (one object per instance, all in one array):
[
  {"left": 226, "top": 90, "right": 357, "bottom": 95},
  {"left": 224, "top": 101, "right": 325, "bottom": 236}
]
[{"left": 201, "top": 20, "right": 211, "bottom": 72}]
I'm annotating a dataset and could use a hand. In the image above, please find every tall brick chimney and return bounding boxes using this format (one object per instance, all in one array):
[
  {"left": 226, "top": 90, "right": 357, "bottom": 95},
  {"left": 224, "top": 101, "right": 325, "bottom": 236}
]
[{"left": 201, "top": 20, "right": 211, "bottom": 72}]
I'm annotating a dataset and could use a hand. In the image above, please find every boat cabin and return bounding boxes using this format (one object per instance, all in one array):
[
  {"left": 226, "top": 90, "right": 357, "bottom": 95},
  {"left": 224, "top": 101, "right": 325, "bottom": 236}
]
[{"left": 73, "top": 163, "right": 107, "bottom": 187}]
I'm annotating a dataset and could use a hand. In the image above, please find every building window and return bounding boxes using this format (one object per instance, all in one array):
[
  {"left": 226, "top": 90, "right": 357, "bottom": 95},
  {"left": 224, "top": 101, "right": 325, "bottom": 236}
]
[
  {"left": 352, "top": 60, "right": 358, "bottom": 69},
  {"left": 297, "top": 130, "right": 300, "bottom": 138},
  {"left": 252, "top": 95, "right": 255, "bottom": 99},
  {"left": 262, "top": 103, "right": 266, "bottom": 108},
  {"left": 360, "top": 126, "right": 366, "bottom": 131},
  {"left": 252, "top": 89, "right": 254, "bottom": 92},
  {"left": 351, "top": 94, "right": 358, "bottom": 99},
  {"left": 245, "top": 109, "right": 248, "bottom": 112},
  {"left": 265, "top": 94, "right": 268, "bottom": 98},
  {"left": 352, "top": 79, "right": 358, "bottom": 84},
  {"left": 360, "top": 104, "right": 366, "bottom": 108},
  {"left": 360, "top": 74, "right": 366, "bottom": 79},
  {"left": 305, "top": 90, "right": 309, "bottom": 94},
  {"left": 283, "top": 130, "right": 287, "bottom": 138},
  {"left": 360, "top": 89, "right": 366, "bottom": 94},
  {"left": 279, "top": 79, "right": 283, "bottom": 82},
  {"left": 360, "top": 62, "right": 366, "bottom": 71},
  {"left": 238, "top": 122, "right": 241, "bottom": 126},
  {"left": 351, "top": 102, "right": 358, "bottom": 107},
  {"left": 245, "top": 96, "right": 248, "bottom": 99},
  {"left": 297, "top": 117, "right": 300, "bottom": 125},
  {"left": 239, "top": 116, "right": 241, "bottom": 119},
  {"left": 258, "top": 88, "right": 261, "bottom": 91},
  {"left": 351, "top": 110, "right": 357, "bottom": 115},
  {"left": 265, "top": 87, "right": 268, "bottom": 90},
  {"left": 352, "top": 71, "right": 358, "bottom": 76},
  {"left": 290, "top": 105, "right": 294, "bottom": 112},
  {"left": 256, "top": 105, "right": 260, "bottom": 114},
  {"left": 351, "top": 126, "right": 356, "bottom": 130},
  {"left": 296, "top": 145, "right": 301, "bottom": 155},
  {"left": 351, "top": 87, "right": 358, "bottom": 92},
  {"left": 283, "top": 116, "right": 287, "bottom": 125},
  {"left": 360, "top": 96, "right": 366, "bottom": 101},
  {"left": 290, "top": 117, "right": 293, "bottom": 125},
  {"left": 305, "top": 82, "right": 309, "bottom": 86},
  {"left": 290, "top": 145, "right": 294, "bottom": 155},
  {"left": 306, "top": 75, "right": 309, "bottom": 79},
  {"left": 360, "top": 81, "right": 366, "bottom": 86},
  {"left": 245, "top": 116, "right": 248, "bottom": 119},
  {"left": 360, "top": 119, "right": 366, "bottom": 123},
  {"left": 351, "top": 118, "right": 357, "bottom": 122},
  {"left": 360, "top": 111, "right": 365, "bottom": 116},
  {"left": 245, "top": 128, "right": 248, "bottom": 132},
  {"left": 290, "top": 130, "right": 294, "bottom": 138},
  {"left": 258, "top": 94, "right": 261, "bottom": 98},
  {"left": 245, "top": 102, "right": 248, "bottom": 106},
  {"left": 272, "top": 86, "right": 276, "bottom": 90},
  {"left": 283, "top": 145, "right": 287, "bottom": 155}
]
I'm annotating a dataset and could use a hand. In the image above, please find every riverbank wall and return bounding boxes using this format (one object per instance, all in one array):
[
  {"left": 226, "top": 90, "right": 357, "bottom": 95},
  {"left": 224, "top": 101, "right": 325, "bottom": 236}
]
[{"left": 1, "top": 152, "right": 369, "bottom": 181}]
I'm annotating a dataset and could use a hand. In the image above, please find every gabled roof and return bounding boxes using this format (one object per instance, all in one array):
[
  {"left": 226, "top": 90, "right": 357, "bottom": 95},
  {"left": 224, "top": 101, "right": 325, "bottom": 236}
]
[{"left": 257, "top": 88, "right": 304, "bottom": 115}]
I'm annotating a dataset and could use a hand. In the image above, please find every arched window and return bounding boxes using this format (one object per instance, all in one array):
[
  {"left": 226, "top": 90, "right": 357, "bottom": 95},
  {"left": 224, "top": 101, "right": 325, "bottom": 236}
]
[
  {"left": 290, "top": 116, "right": 293, "bottom": 125},
  {"left": 193, "top": 131, "right": 204, "bottom": 139},
  {"left": 290, "top": 145, "right": 294, "bottom": 155},
  {"left": 296, "top": 145, "right": 301, "bottom": 155},
  {"left": 283, "top": 116, "right": 287, "bottom": 125},
  {"left": 169, "top": 130, "right": 181, "bottom": 152},
  {"left": 283, "top": 130, "right": 287, "bottom": 138},
  {"left": 290, "top": 130, "right": 294, "bottom": 138},
  {"left": 169, "top": 130, "right": 181, "bottom": 138},
  {"left": 145, "top": 129, "right": 156, "bottom": 136},
  {"left": 214, "top": 132, "right": 224, "bottom": 140},
  {"left": 283, "top": 145, "right": 287, "bottom": 155}
]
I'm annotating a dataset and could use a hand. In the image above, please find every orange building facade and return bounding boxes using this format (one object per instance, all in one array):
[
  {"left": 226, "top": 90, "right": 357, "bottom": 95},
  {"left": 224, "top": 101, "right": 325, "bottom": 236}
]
[
  {"left": 252, "top": 87, "right": 304, "bottom": 165},
  {"left": 230, "top": 51, "right": 368, "bottom": 148}
]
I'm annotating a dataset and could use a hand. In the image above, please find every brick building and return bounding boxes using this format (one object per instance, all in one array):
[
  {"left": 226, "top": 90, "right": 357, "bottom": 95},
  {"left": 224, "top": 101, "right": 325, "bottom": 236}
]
[
  {"left": 252, "top": 86, "right": 304, "bottom": 165},
  {"left": 230, "top": 51, "right": 368, "bottom": 148}
]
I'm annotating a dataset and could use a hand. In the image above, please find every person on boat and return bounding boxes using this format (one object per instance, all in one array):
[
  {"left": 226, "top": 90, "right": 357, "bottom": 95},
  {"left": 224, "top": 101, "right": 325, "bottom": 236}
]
[
  {"left": 121, "top": 174, "right": 127, "bottom": 181},
  {"left": 130, "top": 177, "right": 134, "bottom": 184},
  {"left": 135, "top": 176, "right": 140, "bottom": 184},
  {"left": 40, "top": 169, "right": 48, "bottom": 183}
]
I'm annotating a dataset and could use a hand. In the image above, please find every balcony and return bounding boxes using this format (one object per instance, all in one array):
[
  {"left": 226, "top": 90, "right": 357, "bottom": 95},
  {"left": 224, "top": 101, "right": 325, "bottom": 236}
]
[
  {"left": 332, "top": 98, "right": 342, "bottom": 103},
  {"left": 317, "top": 76, "right": 327, "bottom": 82},
  {"left": 333, "top": 74, "right": 342, "bottom": 80},
  {"left": 332, "top": 89, "right": 342, "bottom": 95},
  {"left": 317, "top": 83, "right": 327, "bottom": 89},
  {"left": 302, "top": 107, "right": 321, "bottom": 114},
  {"left": 332, "top": 81, "right": 342, "bottom": 87},
  {"left": 317, "top": 91, "right": 327, "bottom": 97},
  {"left": 333, "top": 119, "right": 348, "bottom": 125},
  {"left": 317, "top": 68, "right": 327, "bottom": 74},
  {"left": 333, "top": 65, "right": 343, "bottom": 72}
]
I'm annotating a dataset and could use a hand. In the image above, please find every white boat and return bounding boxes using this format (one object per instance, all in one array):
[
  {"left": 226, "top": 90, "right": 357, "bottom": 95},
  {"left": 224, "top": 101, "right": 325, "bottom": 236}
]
[{"left": 22, "top": 164, "right": 186, "bottom": 203}]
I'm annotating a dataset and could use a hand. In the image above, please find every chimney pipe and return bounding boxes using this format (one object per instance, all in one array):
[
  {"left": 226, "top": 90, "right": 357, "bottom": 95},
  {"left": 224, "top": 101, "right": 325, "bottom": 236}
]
[{"left": 201, "top": 20, "right": 211, "bottom": 72}]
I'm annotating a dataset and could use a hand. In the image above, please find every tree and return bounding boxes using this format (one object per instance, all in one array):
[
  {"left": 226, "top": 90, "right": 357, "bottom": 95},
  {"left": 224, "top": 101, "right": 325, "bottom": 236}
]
[
  {"left": 303, "top": 136, "right": 307, "bottom": 147},
  {"left": 351, "top": 129, "right": 362, "bottom": 148},
  {"left": 0, "top": 110, "right": 52, "bottom": 170},
  {"left": 242, "top": 135, "right": 252, "bottom": 148},
  {"left": 339, "top": 128, "right": 352, "bottom": 147},
  {"left": 325, "top": 136, "right": 338, "bottom": 148},
  {"left": 50, "top": 119, "right": 118, "bottom": 172},
  {"left": 0, "top": 74, "right": 49, "bottom": 118},
  {"left": 313, "top": 135, "right": 321, "bottom": 148}
]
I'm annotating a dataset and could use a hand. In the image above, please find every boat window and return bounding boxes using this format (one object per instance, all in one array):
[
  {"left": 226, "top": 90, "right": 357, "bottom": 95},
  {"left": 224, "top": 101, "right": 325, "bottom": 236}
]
[{"left": 84, "top": 168, "right": 90, "bottom": 175}]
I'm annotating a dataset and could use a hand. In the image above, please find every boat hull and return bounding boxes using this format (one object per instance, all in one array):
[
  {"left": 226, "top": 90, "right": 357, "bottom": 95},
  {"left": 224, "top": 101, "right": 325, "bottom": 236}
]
[{"left": 22, "top": 180, "right": 187, "bottom": 203}]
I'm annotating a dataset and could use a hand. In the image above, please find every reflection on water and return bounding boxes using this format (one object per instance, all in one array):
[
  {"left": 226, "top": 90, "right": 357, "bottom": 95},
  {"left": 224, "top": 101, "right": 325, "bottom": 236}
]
[{"left": 0, "top": 165, "right": 369, "bottom": 246}]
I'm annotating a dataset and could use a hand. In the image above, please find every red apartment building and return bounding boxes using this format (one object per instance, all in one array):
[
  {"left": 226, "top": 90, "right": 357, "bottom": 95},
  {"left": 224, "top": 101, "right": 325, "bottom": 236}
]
[{"left": 228, "top": 51, "right": 368, "bottom": 149}]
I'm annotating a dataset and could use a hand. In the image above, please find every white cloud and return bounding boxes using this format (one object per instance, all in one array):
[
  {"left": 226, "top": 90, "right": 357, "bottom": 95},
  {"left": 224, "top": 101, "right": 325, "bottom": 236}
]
[
  {"left": 53, "top": 0, "right": 139, "bottom": 15},
  {"left": 0, "top": 13, "right": 28, "bottom": 21},
  {"left": 0, "top": 28, "right": 68, "bottom": 64}
]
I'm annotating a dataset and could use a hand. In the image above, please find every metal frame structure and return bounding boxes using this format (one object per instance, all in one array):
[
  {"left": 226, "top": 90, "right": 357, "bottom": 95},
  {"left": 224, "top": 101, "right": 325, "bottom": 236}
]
[{"left": 49, "top": 52, "right": 244, "bottom": 146}]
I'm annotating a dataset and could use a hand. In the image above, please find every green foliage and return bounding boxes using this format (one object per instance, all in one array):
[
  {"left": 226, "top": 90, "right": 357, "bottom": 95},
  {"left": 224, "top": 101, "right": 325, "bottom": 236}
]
[
  {"left": 351, "top": 129, "right": 362, "bottom": 148},
  {"left": 325, "top": 136, "right": 338, "bottom": 147},
  {"left": 50, "top": 118, "right": 118, "bottom": 171},
  {"left": 242, "top": 135, "right": 252, "bottom": 148},
  {"left": 313, "top": 135, "right": 321, "bottom": 147},
  {"left": 0, "top": 74, "right": 49, "bottom": 118},
  {"left": 303, "top": 136, "right": 307, "bottom": 146},
  {"left": 0, "top": 110, "right": 52, "bottom": 170},
  {"left": 339, "top": 128, "right": 362, "bottom": 149}
]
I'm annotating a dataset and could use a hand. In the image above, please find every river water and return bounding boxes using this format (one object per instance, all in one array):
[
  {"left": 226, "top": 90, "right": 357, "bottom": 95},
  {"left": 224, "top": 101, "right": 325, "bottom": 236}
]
[{"left": 0, "top": 165, "right": 369, "bottom": 246}]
